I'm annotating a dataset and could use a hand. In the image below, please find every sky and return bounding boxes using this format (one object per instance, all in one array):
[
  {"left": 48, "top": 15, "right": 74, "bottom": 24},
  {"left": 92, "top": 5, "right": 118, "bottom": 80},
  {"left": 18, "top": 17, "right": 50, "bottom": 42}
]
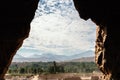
[{"left": 16, "top": 0, "right": 96, "bottom": 57}]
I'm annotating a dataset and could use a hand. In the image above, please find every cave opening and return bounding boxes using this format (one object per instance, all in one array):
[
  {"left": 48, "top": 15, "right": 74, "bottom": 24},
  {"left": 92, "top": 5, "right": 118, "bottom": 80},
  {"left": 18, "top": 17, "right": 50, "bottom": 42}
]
[
  {"left": 15, "top": 0, "right": 96, "bottom": 62},
  {"left": 9, "top": 0, "right": 101, "bottom": 79},
  {"left": 0, "top": 0, "right": 119, "bottom": 80},
  {"left": 1, "top": 0, "right": 101, "bottom": 79}
]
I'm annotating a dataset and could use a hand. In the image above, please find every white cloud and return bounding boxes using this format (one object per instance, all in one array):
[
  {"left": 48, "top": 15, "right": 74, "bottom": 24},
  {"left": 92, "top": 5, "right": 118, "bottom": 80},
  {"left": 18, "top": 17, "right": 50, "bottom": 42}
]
[
  {"left": 17, "top": 0, "right": 96, "bottom": 56},
  {"left": 21, "top": 13, "right": 96, "bottom": 56}
]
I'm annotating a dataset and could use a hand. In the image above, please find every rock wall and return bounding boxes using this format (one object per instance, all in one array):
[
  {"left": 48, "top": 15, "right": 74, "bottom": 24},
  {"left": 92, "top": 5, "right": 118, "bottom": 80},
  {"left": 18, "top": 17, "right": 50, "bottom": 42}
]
[
  {"left": 0, "top": 0, "right": 120, "bottom": 80},
  {"left": 0, "top": 0, "right": 39, "bottom": 79},
  {"left": 73, "top": 0, "right": 120, "bottom": 79}
]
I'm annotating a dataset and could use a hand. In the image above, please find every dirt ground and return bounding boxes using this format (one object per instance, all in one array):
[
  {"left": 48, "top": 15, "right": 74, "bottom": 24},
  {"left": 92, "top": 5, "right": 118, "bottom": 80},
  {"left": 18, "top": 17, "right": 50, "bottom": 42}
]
[
  {"left": 5, "top": 73, "right": 102, "bottom": 80},
  {"left": 32, "top": 75, "right": 39, "bottom": 80}
]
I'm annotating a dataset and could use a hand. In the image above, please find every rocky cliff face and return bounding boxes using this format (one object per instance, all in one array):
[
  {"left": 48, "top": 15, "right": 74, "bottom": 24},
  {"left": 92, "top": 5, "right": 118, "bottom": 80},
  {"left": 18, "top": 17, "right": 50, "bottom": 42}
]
[
  {"left": 73, "top": 0, "right": 120, "bottom": 79},
  {"left": 0, "top": 0, "right": 39, "bottom": 79}
]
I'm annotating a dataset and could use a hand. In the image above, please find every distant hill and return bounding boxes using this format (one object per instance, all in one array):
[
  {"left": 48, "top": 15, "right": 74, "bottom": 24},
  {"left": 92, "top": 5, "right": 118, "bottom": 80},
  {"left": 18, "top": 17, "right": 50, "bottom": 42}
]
[
  {"left": 12, "top": 50, "right": 95, "bottom": 62},
  {"left": 13, "top": 54, "right": 25, "bottom": 58},
  {"left": 28, "top": 53, "right": 69, "bottom": 62},
  {"left": 69, "top": 50, "right": 94, "bottom": 60},
  {"left": 13, "top": 54, "right": 26, "bottom": 62},
  {"left": 68, "top": 57, "right": 95, "bottom": 62}
]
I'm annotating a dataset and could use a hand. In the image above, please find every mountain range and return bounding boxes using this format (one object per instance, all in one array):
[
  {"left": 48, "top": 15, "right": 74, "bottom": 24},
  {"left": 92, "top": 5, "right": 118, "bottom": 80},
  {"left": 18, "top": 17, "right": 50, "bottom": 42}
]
[{"left": 13, "top": 50, "right": 95, "bottom": 62}]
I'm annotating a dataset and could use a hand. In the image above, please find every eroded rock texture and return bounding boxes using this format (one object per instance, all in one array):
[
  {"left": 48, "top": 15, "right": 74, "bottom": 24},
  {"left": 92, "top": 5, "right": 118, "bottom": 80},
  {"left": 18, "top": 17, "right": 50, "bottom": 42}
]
[
  {"left": 0, "top": 0, "right": 39, "bottom": 79},
  {"left": 73, "top": 0, "right": 120, "bottom": 80}
]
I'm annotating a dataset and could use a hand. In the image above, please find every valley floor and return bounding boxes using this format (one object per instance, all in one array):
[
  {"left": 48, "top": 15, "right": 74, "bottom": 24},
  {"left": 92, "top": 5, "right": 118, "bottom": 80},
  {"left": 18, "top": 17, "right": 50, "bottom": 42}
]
[{"left": 5, "top": 73, "right": 102, "bottom": 80}]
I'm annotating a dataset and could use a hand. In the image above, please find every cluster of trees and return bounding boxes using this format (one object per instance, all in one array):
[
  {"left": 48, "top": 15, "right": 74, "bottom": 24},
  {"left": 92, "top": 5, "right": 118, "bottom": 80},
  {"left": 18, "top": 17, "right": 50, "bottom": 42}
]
[
  {"left": 8, "top": 61, "right": 99, "bottom": 75},
  {"left": 64, "top": 62, "right": 99, "bottom": 73}
]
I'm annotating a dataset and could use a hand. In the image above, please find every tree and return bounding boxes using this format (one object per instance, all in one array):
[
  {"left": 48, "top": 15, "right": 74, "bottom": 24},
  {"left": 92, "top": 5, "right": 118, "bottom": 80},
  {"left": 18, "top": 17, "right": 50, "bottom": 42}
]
[
  {"left": 19, "top": 68, "right": 25, "bottom": 74},
  {"left": 53, "top": 61, "right": 57, "bottom": 74}
]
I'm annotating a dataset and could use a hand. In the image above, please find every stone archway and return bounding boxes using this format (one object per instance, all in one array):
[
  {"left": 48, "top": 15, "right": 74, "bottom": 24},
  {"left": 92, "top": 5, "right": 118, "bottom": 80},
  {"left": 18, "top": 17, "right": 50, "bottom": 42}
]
[{"left": 0, "top": 0, "right": 120, "bottom": 80}]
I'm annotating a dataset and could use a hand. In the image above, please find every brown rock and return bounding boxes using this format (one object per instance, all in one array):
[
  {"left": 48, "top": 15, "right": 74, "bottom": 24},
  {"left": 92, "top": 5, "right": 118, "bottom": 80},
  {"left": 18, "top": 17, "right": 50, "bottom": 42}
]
[
  {"left": 73, "top": 0, "right": 120, "bottom": 79},
  {"left": 0, "top": 0, "right": 39, "bottom": 79}
]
